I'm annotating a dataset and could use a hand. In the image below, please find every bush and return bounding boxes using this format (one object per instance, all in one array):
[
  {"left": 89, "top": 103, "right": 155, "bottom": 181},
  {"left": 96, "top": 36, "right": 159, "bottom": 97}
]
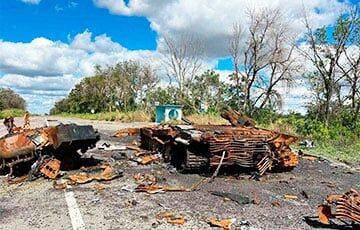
[{"left": 0, "top": 109, "right": 25, "bottom": 119}]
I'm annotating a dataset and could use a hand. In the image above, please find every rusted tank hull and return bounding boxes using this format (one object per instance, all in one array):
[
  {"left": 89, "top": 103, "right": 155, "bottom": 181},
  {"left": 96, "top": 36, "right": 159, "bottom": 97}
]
[
  {"left": 140, "top": 124, "right": 298, "bottom": 175},
  {"left": 0, "top": 124, "right": 100, "bottom": 173},
  {"left": 0, "top": 132, "right": 36, "bottom": 159}
]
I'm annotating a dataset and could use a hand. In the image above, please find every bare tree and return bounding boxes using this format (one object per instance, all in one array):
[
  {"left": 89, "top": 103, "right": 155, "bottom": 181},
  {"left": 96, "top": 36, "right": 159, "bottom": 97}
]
[
  {"left": 298, "top": 7, "right": 359, "bottom": 123},
  {"left": 228, "top": 22, "right": 244, "bottom": 108},
  {"left": 229, "top": 8, "right": 298, "bottom": 114},
  {"left": 159, "top": 34, "right": 204, "bottom": 101}
]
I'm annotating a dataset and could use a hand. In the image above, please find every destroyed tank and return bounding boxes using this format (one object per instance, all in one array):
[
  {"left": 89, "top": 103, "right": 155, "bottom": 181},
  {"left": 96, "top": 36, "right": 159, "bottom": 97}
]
[
  {"left": 140, "top": 125, "right": 298, "bottom": 175},
  {"left": 140, "top": 108, "right": 298, "bottom": 176},
  {"left": 0, "top": 124, "right": 100, "bottom": 175}
]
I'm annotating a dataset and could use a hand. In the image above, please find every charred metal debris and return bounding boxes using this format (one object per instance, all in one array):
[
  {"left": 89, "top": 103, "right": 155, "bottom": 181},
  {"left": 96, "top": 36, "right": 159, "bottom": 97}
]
[
  {"left": 137, "top": 109, "right": 299, "bottom": 177},
  {"left": 317, "top": 189, "right": 359, "bottom": 225},
  {"left": 0, "top": 117, "right": 102, "bottom": 182}
]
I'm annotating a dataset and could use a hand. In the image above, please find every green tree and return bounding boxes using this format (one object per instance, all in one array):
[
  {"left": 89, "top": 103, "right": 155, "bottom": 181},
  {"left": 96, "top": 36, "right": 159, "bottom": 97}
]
[
  {"left": 0, "top": 88, "right": 26, "bottom": 110},
  {"left": 51, "top": 61, "right": 157, "bottom": 114},
  {"left": 299, "top": 10, "right": 359, "bottom": 124}
]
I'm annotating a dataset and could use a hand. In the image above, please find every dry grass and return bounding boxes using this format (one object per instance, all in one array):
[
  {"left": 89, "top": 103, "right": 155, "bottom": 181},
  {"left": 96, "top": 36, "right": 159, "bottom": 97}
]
[
  {"left": 58, "top": 110, "right": 152, "bottom": 122},
  {"left": 186, "top": 114, "right": 229, "bottom": 125}
]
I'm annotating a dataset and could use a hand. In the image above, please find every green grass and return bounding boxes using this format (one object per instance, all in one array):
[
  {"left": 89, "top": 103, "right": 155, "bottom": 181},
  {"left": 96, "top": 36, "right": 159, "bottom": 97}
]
[
  {"left": 298, "top": 141, "right": 360, "bottom": 165},
  {"left": 0, "top": 109, "right": 25, "bottom": 119},
  {"left": 55, "top": 110, "right": 152, "bottom": 122}
]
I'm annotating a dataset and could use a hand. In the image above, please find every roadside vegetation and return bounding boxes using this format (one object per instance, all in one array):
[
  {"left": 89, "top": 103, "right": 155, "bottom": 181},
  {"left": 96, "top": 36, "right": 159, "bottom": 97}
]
[
  {"left": 48, "top": 9, "right": 359, "bottom": 164},
  {"left": 55, "top": 110, "right": 152, "bottom": 123},
  {"left": 0, "top": 108, "right": 26, "bottom": 119},
  {"left": 0, "top": 88, "right": 26, "bottom": 119}
]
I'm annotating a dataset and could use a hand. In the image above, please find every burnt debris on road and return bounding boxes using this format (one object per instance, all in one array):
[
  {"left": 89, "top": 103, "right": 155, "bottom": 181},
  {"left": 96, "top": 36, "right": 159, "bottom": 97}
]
[
  {"left": 0, "top": 112, "right": 359, "bottom": 229},
  {"left": 0, "top": 116, "right": 100, "bottom": 180}
]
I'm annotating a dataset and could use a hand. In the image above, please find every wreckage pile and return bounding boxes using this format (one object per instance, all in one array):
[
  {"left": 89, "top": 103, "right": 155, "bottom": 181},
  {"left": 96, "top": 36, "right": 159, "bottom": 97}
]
[
  {"left": 137, "top": 108, "right": 299, "bottom": 176},
  {"left": 0, "top": 117, "right": 100, "bottom": 179}
]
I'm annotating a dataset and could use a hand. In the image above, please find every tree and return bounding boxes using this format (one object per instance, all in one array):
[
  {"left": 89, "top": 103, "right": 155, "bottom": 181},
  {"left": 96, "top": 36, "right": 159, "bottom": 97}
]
[
  {"left": 187, "top": 70, "right": 226, "bottom": 113},
  {"left": 335, "top": 11, "right": 360, "bottom": 122},
  {"left": 51, "top": 61, "right": 157, "bottom": 114},
  {"left": 159, "top": 34, "right": 204, "bottom": 103},
  {"left": 229, "top": 8, "right": 298, "bottom": 114},
  {"left": 298, "top": 8, "right": 359, "bottom": 123},
  {"left": 0, "top": 88, "right": 26, "bottom": 110},
  {"left": 228, "top": 22, "right": 244, "bottom": 109}
]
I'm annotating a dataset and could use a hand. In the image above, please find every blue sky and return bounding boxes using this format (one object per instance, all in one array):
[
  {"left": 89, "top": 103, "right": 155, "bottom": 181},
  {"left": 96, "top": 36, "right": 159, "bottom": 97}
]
[
  {"left": 0, "top": 0, "right": 357, "bottom": 114},
  {"left": 0, "top": 0, "right": 157, "bottom": 50}
]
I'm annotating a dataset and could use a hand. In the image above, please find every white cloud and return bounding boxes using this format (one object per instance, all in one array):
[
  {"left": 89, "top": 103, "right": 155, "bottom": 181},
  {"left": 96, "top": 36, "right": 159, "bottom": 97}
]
[
  {"left": 0, "top": 31, "right": 159, "bottom": 113},
  {"left": 0, "top": 74, "right": 81, "bottom": 114},
  {"left": 93, "top": 0, "right": 348, "bottom": 57},
  {"left": 2, "top": 1, "right": 352, "bottom": 114},
  {"left": 0, "top": 31, "right": 157, "bottom": 78},
  {"left": 21, "top": 0, "right": 41, "bottom": 4},
  {"left": 0, "top": 74, "right": 80, "bottom": 91}
]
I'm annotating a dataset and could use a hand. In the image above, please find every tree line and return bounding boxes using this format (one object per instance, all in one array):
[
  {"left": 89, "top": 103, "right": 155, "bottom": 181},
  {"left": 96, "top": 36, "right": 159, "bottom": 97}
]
[
  {"left": 51, "top": 7, "right": 359, "bottom": 129},
  {"left": 0, "top": 88, "right": 26, "bottom": 111}
]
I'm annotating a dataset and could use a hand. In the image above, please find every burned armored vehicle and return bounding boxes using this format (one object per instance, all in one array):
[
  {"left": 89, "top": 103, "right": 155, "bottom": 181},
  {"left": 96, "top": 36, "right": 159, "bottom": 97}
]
[
  {"left": 0, "top": 123, "right": 100, "bottom": 176},
  {"left": 140, "top": 125, "right": 298, "bottom": 175},
  {"left": 139, "top": 108, "right": 298, "bottom": 176}
]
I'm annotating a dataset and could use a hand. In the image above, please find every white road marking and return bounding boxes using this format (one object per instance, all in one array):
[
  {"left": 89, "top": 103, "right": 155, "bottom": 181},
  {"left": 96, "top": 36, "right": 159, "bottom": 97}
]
[{"left": 64, "top": 186, "right": 86, "bottom": 230}]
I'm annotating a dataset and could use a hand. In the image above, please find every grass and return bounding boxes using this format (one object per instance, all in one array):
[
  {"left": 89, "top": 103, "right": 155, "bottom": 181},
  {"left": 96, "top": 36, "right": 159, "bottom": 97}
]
[
  {"left": 264, "top": 122, "right": 360, "bottom": 164},
  {"left": 298, "top": 141, "right": 360, "bottom": 165},
  {"left": 0, "top": 109, "right": 25, "bottom": 119},
  {"left": 55, "top": 110, "right": 152, "bottom": 122},
  {"left": 186, "top": 113, "right": 229, "bottom": 125},
  {"left": 56, "top": 112, "right": 230, "bottom": 125}
]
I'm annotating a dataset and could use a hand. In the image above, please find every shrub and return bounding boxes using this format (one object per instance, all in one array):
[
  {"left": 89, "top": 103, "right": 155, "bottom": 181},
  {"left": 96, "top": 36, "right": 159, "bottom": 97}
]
[{"left": 0, "top": 109, "right": 26, "bottom": 119}]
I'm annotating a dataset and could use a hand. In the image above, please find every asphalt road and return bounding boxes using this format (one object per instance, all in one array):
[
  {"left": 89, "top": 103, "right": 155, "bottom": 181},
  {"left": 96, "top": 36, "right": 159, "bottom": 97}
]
[{"left": 0, "top": 116, "right": 359, "bottom": 230}]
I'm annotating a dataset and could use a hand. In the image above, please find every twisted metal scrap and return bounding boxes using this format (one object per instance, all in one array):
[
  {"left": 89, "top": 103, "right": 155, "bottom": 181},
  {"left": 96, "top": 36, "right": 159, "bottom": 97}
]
[
  {"left": 318, "top": 189, "right": 359, "bottom": 224},
  {"left": 330, "top": 189, "right": 359, "bottom": 223}
]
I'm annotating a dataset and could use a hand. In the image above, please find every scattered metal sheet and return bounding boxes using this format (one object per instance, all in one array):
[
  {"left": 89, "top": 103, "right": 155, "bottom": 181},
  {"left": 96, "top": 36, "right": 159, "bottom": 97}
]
[
  {"left": 156, "top": 211, "right": 186, "bottom": 225},
  {"left": 302, "top": 155, "right": 317, "bottom": 161},
  {"left": 135, "top": 184, "right": 189, "bottom": 194},
  {"left": 92, "top": 184, "right": 106, "bottom": 191},
  {"left": 284, "top": 194, "right": 298, "bottom": 200},
  {"left": 53, "top": 180, "right": 70, "bottom": 190},
  {"left": 113, "top": 128, "right": 141, "bottom": 138},
  {"left": 133, "top": 173, "right": 157, "bottom": 184},
  {"left": 317, "top": 189, "right": 359, "bottom": 224},
  {"left": 271, "top": 200, "right": 281, "bottom": 207},
  {"left": 208, "top": 217, "right": 236, "bottom": 230},
  {"left": 40, "top": 158, "right": 61, "bottom": 179},
  {"left": 6, "top": 175, "right": 28, "bottom": 184},
  {"left": 135, "top": 154, "right": 159, "bottom": 165},
  {"left": 68, "top": 165, "right": 123, "bottom": 184}
]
